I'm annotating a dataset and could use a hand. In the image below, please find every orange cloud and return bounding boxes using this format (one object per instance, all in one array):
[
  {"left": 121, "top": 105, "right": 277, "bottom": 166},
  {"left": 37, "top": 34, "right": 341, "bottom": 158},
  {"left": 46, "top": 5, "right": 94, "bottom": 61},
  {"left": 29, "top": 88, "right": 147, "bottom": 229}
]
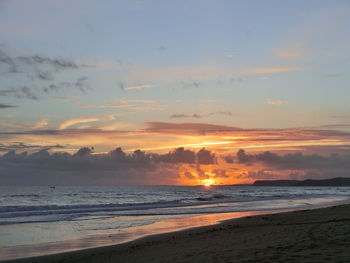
[
  {"left": 1, "top": 121, "right": 350, "bottom": 159},
  {"left": 120, "top": 99, "right": 156, "bottom": 104},
  {"left": 59, "top": 114, "right": 123, "bottom": 130},
  {"left": 99, "top": 122, "right": 131, "bottom": 131},
  {"left": 144, "top": 122, "right": 241, "bottom": 134},
  {"left": 267, "top": 100, "right": 288, "bottom": 105},
  {"left": 275, "top": 50, "right": 301, "bottom": 58},
  {"left": 31, "top": 119, "right": 48, "bottom": 129},
  {"left": 130, "top": 105, "right": 167, "bottom": 111},
  {"left": 79, "top": 103, "right": 132, "bottom": 109},
  {"left": 250, "top": 66, "right": 300, "bottom": 74},
  {"left": 275, "top": 44, "right": 306, "bottom": 58},
  {"left": 59, "top": 117, "right": 100, "bottom": 129},
  {"left": 124, "top": 84, "right": 154, "bottom": 91},
  {"left": 68, "top": 98, "right": 157, "bottom": 109}
]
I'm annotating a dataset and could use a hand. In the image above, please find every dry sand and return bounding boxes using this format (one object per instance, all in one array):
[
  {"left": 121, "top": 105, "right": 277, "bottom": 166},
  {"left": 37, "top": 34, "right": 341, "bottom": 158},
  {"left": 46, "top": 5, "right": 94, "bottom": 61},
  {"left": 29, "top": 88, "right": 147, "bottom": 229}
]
[{"left": 5, "top": 204, "right": 350, "bottom": 263}]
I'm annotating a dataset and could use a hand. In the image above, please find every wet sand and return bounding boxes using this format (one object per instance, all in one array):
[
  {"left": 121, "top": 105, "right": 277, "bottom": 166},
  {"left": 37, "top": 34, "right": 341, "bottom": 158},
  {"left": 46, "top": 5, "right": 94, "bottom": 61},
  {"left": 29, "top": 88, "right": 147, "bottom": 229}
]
[{"left": 4, "top": 204, "right": 350, "bottom": 263}]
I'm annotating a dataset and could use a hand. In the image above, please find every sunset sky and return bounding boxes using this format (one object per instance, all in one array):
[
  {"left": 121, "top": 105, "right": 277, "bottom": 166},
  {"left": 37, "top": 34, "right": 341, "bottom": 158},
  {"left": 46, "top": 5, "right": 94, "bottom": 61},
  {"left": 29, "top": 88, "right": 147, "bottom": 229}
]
[{"left": 1, "top": 0, "right": 350, "bottom": 185}]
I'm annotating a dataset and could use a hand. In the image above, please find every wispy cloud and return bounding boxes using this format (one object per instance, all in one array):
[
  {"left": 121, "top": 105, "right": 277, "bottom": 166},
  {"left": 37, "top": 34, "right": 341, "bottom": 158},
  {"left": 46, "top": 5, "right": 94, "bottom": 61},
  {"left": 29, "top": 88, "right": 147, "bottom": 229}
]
[
  {"left": 59, "top": 117, "right": 100, "bottom": 130},
  {"left": 275, "top": 44, "right": 306, "bottom": 58},
  {"left": 52, "top": 97, "right": 73, "bottom": 101},
  {"left": 170, "top": 114, "right": 202, "bottom": 119},
  {"left": 70, "top": 98, "right": 157, "bottom": 109},
  {"left": 275, "top": 50, "right": 301, "bottom": 58},
  {"left": 31, "top": 119, "right": 48, "bottom": 130},
  {"left": 110, "top": 62, "right": 302, "bottom": 86},
  {"left": 181, "top": 81, "right": 201, "bottom": 89},
  {"left": 250, "top": 67, "right": 300, "bottom": 74},
  {"left": 209, "top": 112, "right": 233, "bottom": 116},
  {"left": 0, "top": 49, "right": 17, "bottom": 72},
  {"left": 120, "top": 99, "right": 156, "bottom": 104},
  {"left": 141, "top": 122, "right": 350, "bottom": 150},
  {"left": 144, "top": 122, "right": 241, "bottom": 134},
  {"left": 0, "top": 119, "right": 49, "bottom": 132},
  {"left": 0, "top": 121, "right": 349, "bottom": 163},
  {"left": 0, "top": 48, "right": 91, "bottom": 74},
  {"left": 78, "top": 103, "right": 132, "bottom": 109},
  {"left": 0, "top": 47, "right": 93, "bottom": 99},
  {"left": 16, "top": 54, "right": 92, "bottom": 71},
  {"left": 170, "top": 112, "right": 233, "bottom": 119},
  {"left": 0, "top": 87, "right": 38, "bottom": 100},
  {"left": 267, "top": 100, "right": 288, "bottom": 105},
  {"left": 58, "top": 113, "right": 121, "bottom": 130},
  {"left": 98, "top": 122, "right": 131, "bottom": 131},
  {"left": 124, "top": 84, "right": 154, "bottom": 91},
  {"left": 0, "top": 103, "right": 17, "bottom": 109},
  {"left": 130, "top": 105, "right": 167, "bottom": 111}
]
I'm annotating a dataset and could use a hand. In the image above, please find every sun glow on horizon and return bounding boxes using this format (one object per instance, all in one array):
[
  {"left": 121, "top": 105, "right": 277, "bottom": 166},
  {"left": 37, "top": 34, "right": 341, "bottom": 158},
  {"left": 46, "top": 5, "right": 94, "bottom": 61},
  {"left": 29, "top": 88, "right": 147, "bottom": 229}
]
[
  {"left": 200, "top": 178, "right": 217, "bottom": 187},
  {"left": 179, "top": 161, "right": 250, "bottom": 186},
  {"left": 137, "top": 140, "right": 236, "bottom": 152}
]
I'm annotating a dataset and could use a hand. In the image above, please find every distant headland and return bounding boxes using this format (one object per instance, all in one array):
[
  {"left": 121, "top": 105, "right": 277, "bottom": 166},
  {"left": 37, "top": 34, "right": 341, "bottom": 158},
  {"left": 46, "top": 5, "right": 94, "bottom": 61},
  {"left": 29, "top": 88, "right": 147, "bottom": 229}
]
[{"left": 253, "top": 177, "right": 350, "bottom": 186}]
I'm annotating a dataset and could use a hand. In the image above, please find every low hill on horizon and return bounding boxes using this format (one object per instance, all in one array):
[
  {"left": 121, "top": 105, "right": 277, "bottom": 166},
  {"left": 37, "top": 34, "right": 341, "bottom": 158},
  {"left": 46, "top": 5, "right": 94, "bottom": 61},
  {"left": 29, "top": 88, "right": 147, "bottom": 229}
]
[{"left": 253, "top": 177, "right": 350, "bottom": 186}]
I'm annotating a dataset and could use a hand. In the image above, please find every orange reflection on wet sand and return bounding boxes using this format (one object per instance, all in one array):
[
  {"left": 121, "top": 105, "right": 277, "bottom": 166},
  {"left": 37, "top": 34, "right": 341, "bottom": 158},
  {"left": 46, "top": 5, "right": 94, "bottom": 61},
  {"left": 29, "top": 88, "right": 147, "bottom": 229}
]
[
  {"left": 125, "top": 210, "right": 274, "bottom": 237},
  {"left": 0, "top": 211, "right": 281, "bottom": 261}
]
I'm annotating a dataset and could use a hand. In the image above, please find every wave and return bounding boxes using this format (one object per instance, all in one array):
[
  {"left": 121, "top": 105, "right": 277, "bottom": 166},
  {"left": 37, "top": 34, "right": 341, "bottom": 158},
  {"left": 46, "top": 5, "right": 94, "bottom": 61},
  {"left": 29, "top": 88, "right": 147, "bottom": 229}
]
[
  {"left": 0, "top": 193, "right": 283, "bottom": 219},
  {"left": 5, "top": 194, "right": 41, "bottom": 198},
  {"left": 0, "top": 200, "right": 185, "bottom": 218},
  {"left": 196, "top": 194, "right": 227, "bottom": 201},
  {"left": 0, "top": 197, "right": 338, "bottom": 225},
  {"left": 1, "top": 185, "right": 349, "bottom": 226}
]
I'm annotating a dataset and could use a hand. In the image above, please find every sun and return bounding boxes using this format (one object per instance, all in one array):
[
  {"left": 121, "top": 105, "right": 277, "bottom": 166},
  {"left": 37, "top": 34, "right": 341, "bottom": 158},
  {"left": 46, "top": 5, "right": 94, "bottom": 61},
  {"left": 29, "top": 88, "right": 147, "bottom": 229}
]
[{"left": 201, "top": 178, "right": 217, "bottom": 187}]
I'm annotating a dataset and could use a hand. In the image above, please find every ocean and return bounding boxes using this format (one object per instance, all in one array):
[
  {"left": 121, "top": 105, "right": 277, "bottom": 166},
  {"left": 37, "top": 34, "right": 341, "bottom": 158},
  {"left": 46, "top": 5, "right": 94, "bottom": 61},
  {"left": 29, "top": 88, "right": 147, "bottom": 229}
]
[{"left": 1, "top": 185, "right": 349, "bottom": 261}]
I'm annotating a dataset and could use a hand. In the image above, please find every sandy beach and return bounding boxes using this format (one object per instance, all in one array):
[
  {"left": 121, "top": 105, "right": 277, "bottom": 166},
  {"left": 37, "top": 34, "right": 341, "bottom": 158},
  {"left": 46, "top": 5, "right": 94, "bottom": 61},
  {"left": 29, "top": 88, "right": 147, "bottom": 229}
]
[{"left": 4, "top": 203, "right": 350, "bottom": 263}]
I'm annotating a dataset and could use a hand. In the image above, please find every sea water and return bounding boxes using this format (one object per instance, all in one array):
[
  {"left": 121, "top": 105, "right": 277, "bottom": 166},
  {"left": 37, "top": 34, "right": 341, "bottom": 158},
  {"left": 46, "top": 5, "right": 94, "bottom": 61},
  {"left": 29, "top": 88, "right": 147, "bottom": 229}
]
[{"left": 0, "top": 185, "right": 349, "bottom": 260}]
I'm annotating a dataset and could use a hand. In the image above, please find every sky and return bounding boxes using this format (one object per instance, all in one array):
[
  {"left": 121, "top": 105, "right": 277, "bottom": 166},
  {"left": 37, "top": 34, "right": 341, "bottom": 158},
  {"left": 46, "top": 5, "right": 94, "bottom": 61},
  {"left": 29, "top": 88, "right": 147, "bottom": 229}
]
[{"left": 1, "top": 0, "right": 350, "bottom": 185}]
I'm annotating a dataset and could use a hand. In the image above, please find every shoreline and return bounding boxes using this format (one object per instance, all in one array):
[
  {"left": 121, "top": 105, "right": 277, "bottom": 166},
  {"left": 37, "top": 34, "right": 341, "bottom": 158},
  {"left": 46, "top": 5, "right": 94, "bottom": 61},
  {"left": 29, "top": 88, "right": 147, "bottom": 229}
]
[
  {"left": 2, "top": 200, "right": 350, "bottom": 263},
  {"left": 0, "top": 209, "right": 291, "bottom": 262}
]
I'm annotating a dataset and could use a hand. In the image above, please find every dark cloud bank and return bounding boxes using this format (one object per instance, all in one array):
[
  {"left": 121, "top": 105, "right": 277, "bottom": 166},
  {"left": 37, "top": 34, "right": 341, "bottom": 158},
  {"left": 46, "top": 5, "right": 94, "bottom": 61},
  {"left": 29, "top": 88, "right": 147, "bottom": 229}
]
[
  {"left": 235, "top": 149, "right": 350, "bottom": 170},
  {"left": 1, "top": 147, "right": 350, "bottom": 186},
  {"left": 0, "top": 147, "right": 216, "bottom": 185},
  {"left": 234, "top": 149, "right": 350, "bottom": 181}
]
